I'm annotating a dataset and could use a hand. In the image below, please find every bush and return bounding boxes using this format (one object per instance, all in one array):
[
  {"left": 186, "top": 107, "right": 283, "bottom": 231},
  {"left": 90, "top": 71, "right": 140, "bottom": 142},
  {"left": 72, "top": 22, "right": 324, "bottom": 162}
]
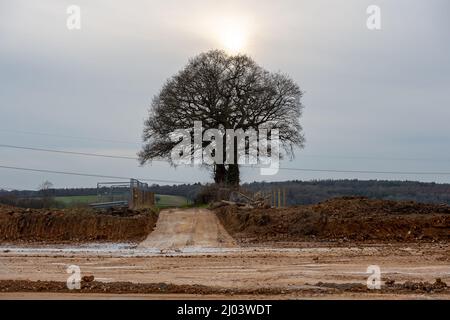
[{"left": 195, "top": 184, "right": 234, "bottom": 204}]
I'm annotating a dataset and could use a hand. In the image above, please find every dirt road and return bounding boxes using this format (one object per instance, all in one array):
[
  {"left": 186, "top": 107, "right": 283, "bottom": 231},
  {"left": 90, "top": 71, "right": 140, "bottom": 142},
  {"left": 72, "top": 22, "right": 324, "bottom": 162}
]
[
  {"left": 0, "top": 242, "right": 449, "bottom": 299},
  {"left": 0, "top": 207, "right": 448, "bottom": 299},
  {"left": 138, "top": 208, "right": 236, "bottom": 250}
]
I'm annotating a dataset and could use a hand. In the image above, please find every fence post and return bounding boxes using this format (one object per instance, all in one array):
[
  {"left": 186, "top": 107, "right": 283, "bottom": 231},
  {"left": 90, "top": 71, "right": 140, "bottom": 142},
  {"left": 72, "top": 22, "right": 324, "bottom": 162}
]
[
  {"left": 277, "top": 188, "right": 281, "bottom": 208},
  {"left": 272, "top": 189, "right": 275, "bottom": 207}
]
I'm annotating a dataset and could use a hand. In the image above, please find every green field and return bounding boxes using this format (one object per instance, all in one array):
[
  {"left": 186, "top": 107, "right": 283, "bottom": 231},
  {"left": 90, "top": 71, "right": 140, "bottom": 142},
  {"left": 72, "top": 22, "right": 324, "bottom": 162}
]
[
  {"left": 55, "top": 194, "right": 189, "bottom": 208},
  {"left": 155, "top": 194, "right": 190, "bottom": 208},
  {"left": 55, "top": 195, "right": 98, "bottom": 206}
]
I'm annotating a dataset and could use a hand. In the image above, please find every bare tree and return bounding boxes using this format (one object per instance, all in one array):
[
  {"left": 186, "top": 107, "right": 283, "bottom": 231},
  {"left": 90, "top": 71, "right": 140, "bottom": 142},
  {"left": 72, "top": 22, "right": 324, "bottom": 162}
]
[
  {"left": 139, "top": 50, "right": 305, "bottom": 185},
  {"left": 39, "top": 180, "right": 54, "bottom": 208}
]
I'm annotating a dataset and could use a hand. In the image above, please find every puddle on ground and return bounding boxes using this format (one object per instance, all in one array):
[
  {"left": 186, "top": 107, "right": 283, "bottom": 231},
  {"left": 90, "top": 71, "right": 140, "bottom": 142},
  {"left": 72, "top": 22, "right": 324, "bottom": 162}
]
[{"left": 0, "top": 244, "right": 391, "bottom": 257}]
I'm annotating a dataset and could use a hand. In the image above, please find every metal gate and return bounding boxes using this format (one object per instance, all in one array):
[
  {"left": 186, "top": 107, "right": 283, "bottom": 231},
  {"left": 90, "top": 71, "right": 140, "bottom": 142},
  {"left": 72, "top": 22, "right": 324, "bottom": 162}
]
[{"left": 91, "top": 179, "right": 154, "bottom": 209}]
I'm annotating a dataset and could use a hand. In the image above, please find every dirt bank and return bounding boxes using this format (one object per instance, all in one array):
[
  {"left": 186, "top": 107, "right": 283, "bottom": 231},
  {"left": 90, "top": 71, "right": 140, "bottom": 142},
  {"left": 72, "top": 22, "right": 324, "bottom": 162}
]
[
  {"left": 0, "top": 205, "right": 158, "bottom": 243},
  {"left": 0, "top": 278, "right": 447, "bottom": 296},
  {"left": 215, "top": 197, "right": 450, "bottom": 244}
]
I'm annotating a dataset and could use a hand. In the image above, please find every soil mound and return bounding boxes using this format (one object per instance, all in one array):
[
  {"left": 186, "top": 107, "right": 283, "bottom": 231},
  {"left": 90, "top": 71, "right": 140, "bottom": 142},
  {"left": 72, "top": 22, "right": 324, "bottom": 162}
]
[
  {"left": 0, "top": 278, "right": 447, "bottom": 295},
  {"left": 0, "top": 204, "right": 158, "bottom": 243},
  {"left": 215, "top": 197, "right": 450, "bottom": 243}
]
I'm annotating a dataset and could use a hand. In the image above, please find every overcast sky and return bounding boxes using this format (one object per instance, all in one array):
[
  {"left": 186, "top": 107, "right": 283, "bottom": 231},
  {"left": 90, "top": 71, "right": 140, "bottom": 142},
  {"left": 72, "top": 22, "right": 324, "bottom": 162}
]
[{"left": 1, "top": 0, "right": 449, "bottom": 189}]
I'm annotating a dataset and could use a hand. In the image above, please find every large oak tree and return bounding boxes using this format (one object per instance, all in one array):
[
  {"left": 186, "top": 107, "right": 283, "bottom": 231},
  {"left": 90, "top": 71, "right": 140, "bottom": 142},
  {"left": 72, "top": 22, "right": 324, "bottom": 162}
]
[{"left": 139, "top": 50, "right": 304, "bottom": 185}]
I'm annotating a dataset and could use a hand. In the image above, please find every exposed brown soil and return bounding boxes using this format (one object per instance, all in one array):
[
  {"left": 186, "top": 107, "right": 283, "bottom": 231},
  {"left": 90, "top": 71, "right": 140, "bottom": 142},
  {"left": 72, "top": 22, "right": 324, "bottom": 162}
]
[
  {"left": 215, "top": 197, "right": 450, "bottom": 244},
  {"left": 1, "top": 200, "right": 449, "bottom": 299},
  {"left": 1, "top": 241, "right": 448, "bottom": 298},
  {"left": 0, "top": 278, "right": 447, "bottom": 296},
  {"left": 314, "top": 278, "right": 448, "bottom": 293},
  {"left": 0, "top": 205, "right": 158, "bottom": 243}
]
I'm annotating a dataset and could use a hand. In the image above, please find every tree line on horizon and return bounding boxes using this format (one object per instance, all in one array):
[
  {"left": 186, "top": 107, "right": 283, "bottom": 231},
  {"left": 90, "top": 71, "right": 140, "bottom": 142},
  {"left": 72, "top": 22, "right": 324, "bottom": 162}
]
[{"left": 1, "top": 180, "right": 450, "bottom": 208}]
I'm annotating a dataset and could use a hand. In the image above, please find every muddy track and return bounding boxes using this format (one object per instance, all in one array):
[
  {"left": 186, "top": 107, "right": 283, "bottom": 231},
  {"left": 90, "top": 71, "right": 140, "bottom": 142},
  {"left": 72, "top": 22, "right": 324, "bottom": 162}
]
[{"left": 138, "top": 208, "right": 236, "bottom": 250}]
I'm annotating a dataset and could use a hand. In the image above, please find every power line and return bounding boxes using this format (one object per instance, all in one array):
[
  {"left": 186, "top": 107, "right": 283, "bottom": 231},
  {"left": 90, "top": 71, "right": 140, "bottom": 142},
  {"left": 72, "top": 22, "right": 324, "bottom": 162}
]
[
  {"left": 0, "top": 143, "right": 169, "bottom": 165},
  {"left": 299, "top": 154, "right": 450, "bottom": 162},
  {"left": 0, "top": 129, "right": 138, "bottom": 145},
  {"left": 5, "top": 143, "right": 449, "bottom": 163},
  {"left": 1, "top": 161, "right": 449, "bottom": 181},
  {"left": 0, "top": 144, "right": 139, "bottom": 160},
  {"left": 1, "top": 144, "right": 450, "bottom": 175},
  {"left": 0, "top": 165, "right": 190, "bottom": 184},
  {"left": 2, "top": 129, "right": 449, "bottom": 163}
]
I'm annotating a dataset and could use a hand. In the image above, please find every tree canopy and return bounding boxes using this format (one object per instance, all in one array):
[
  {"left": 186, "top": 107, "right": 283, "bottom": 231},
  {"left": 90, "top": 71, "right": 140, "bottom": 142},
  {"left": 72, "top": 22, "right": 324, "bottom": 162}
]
[{"left": 139, "top": 50, "right": 304, "bottom": 185}]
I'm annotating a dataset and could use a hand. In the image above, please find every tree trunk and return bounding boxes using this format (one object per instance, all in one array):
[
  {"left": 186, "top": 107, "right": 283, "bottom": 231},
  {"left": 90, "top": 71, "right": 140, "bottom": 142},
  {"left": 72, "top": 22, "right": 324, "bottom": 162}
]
[
  {"left": 214, "top": 135, "right": 240, "bottom": 186},
  {"left": 226, "top": 164, "right": 240, "bottom": 186},
  {"left": 214, "top": 164, "right": 227, "bottom": 184}
]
